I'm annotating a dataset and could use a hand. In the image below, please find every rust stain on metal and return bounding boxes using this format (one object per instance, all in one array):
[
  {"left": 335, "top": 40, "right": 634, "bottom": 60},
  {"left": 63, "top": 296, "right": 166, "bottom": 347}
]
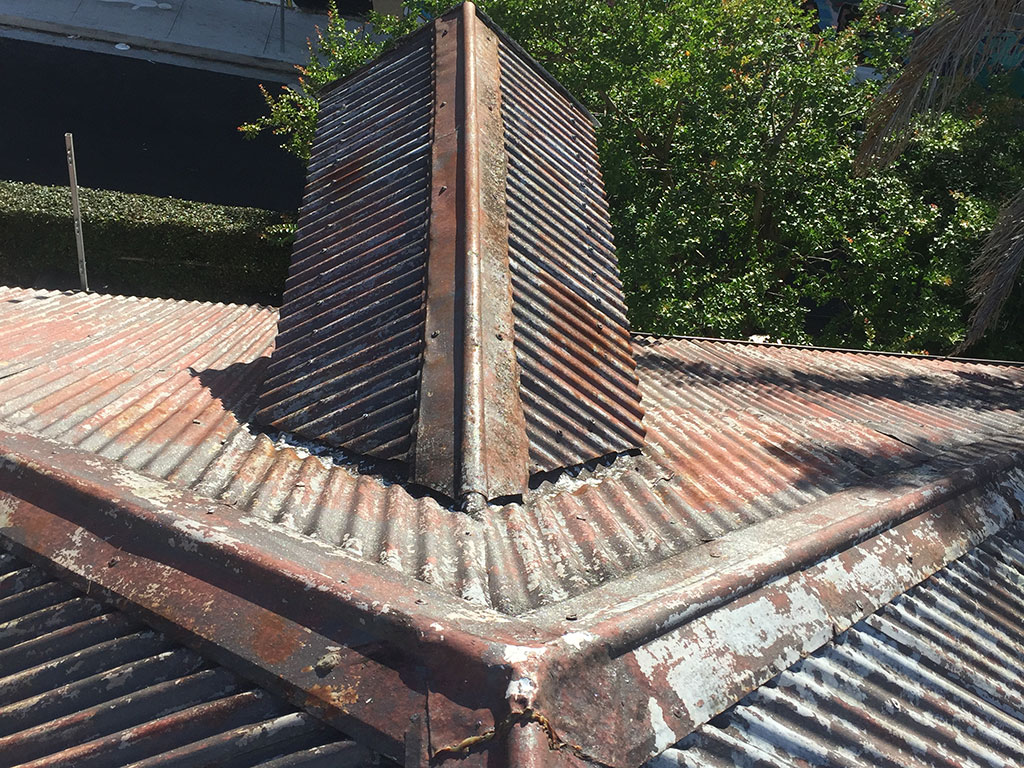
[
  {"left": 416, "top": 3, "right": 529, "bottom": 505},
  {"left": 1, "top": 285, "right": 1024, "bottom": 617},
  {"left": 496, "top": 31, "right": 646, "bottom": 474},
  {"left": 535, "top": 469, "right": 1024, "bottom": 766},
  {"left": 255, "top": 2, "right": 645, "bottom": 506},
  {"left": 413, "top": 4, "right": 530, "bottom": 506},
  {"left": 414, "top": 13, "right": 461, "bottom": 499},
  {"left": 308, "top": 680, "right": 361, "bottom": 713},
  {"left": 0, "top": 549, "right": 362, "bottom": 768},
  {"left": 461, "top": 3, "right": 531, "bottom": 506},
  {"left": 250, "top": 610, "right": 303, "bottom": 665},
  {"left": 2, "top": 417, "right": 1021, "bottom": 766},
  {"left": 430, "top": 706, "right": 574, "bottom": 760}
]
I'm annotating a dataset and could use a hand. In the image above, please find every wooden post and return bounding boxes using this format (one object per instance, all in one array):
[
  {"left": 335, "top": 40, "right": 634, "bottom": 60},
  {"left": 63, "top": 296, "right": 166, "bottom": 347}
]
[{"left": 65, "top": 133, "right": 89, "bottom": 293}]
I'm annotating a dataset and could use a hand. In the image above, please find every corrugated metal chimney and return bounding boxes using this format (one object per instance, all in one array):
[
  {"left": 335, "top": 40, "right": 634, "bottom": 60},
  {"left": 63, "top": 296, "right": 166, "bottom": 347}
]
[{"left": 256, "top": 2, "right": 645, "bottom": 509}]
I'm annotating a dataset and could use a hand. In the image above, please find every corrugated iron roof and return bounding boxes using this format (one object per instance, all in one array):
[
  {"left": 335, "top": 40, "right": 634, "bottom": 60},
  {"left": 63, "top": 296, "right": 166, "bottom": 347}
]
[
  {"left": 657, "top": 518, "right": 1024, "bottom": 768},
  {"left": 5, "top": 7, "right": 1023, "bottom": 761},
  {"left": 0, "top": 547, "right": 369, "bottom": 768},
  {"left": 1, "top": 287, "right": 1023, "bottom": 616},
  {"left": 498, "top": 32, "right": 646, "bottom": 474},
  {"left": 1, "top": 285, "right": 1023, "bottom": 766},
  {"left": 256, "top": 29, "right": 434, "bottom": 466}
]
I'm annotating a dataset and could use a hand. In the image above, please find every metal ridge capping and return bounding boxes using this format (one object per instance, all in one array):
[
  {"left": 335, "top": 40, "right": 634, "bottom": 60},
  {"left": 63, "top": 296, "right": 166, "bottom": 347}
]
[
  {"left": 255, "top": 2, "right": 646, "bottom": 508},
  {"left": 663, "top": 519, "right": 1024, "bottom": 768}
]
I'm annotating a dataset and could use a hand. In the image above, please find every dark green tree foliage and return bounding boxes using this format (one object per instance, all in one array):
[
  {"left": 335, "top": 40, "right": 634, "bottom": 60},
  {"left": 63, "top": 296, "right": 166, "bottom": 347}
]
[{"left": 241, "top": 0, "right": 1024, "bottom": 358}]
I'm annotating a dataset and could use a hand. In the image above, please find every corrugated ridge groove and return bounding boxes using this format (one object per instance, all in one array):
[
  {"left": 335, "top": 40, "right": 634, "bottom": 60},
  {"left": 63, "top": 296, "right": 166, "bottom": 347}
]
[
  {"left": 0, "top": 550, "right": 358, "bottom": 768},
  {"left": 255, "top": 36, "right": 435, "bottom": 463},
  {"left": 662, "top": 520, "right": 1024, "bottom": 768},
  {"left": 497, "top": 37, "right": 645, "bottom": 473}
]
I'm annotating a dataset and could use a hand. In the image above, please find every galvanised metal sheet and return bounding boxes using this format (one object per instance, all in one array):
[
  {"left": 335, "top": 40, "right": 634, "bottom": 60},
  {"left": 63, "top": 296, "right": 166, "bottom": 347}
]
[
  {"left": 255, "top": 29, "right": 434, "bottom": 463},
  {"left": 1, "top": 288, "right": 1024, "bottom": 615},
  {"left": 656, "top": 520, "right": 1024, "bottom": 768},
  {"left": 497, "top": 34, "right": 647, "bottom": 474},
  {"left": 0, "top": 548, "right": 369, "bottom": 768}
]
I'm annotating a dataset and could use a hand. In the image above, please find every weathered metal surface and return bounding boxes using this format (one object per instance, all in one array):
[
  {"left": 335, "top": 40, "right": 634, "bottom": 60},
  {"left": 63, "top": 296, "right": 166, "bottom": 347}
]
[
  {"left": 414, "top": 13, "right": 462, "bottom": 500},
  {"left": 2, "top": 288, "right": 1024, "bottom": 619},
  {"left": 415, "top": 3, "right": 530, "bottom": 504},
  {"left": 496, "top": 29, "right": 646, "bottom": 473},
  {"left": 2, "top": 436, "right": 1015, "bottom": 765},
  {"left": 0, "top": 428, "right": 552, "bottom": 764},
  {"left": 6, "top": 12, "right": 1024, "bottom": 765},
  {"left": 1, "top": 358, "right": 1023, "bottom": 766},
  {"left": 525, "top": 466, "right": 1024, "bottom": 766},
  {"left": 459, "top": 4, "right": 531, "bottom": 505},
  {"left": 658, "top": 519, "right": 1024, "bottom": 768},
  {"left": 0, "top": 549, "right": 371, "bottom": 768},
  {"left": 255, "top": 26, "right": 434, "bottom": 463},
  {"left": 259, "top": 3, "right": 646, "bottom": 503}
]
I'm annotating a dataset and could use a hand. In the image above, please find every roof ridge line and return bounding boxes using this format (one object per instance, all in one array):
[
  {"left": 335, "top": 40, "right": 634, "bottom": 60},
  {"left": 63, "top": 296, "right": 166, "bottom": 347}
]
[{"left": 635, "top": 332, "right": 1024, "bottom": 367}]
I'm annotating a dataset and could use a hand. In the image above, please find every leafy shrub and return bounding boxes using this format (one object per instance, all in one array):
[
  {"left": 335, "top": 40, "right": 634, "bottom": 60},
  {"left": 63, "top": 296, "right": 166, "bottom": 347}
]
[{"left": 0, "top": 181, "right": 292, "bottom": 306}]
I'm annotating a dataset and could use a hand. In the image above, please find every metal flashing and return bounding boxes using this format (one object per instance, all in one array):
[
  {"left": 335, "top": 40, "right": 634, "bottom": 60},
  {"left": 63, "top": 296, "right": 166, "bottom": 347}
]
[{"left": 414, "top": 3, "right": 530, "bottom": 504}]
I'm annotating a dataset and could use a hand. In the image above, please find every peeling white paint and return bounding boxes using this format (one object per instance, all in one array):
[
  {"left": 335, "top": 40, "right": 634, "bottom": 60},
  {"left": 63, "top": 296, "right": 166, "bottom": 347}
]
[
  {"left": 53, "top": 526, "right": 88, "bottom": 570},
  {"left": 0, "top": 493, "right": 16, "bottom": 527},
  {"left": 341, "top": 534, "right": 363, "bottom": 557},
  {"left": 502, "top": 644, "right": 547, "bottom": 665},
  {"left": 647, "top": 698, "right": 677, "bottom": 754},
  {"left": 379, "top": 548, "right": 403, "bottom": 572},
  {"left": 634, "top": 577, "right": 832, "bottom": 726},
  {"left": 109, "top": 466, "right": 180, "bottom": 508},
  {"left": 505, "top": 675, "right": 537, "bottom": 701},
  {"left": 461, "top": 578, "right": 488, "bottom": 605},
  {"left": 561, "top": 630, "right": 596, "bottom": 650}
]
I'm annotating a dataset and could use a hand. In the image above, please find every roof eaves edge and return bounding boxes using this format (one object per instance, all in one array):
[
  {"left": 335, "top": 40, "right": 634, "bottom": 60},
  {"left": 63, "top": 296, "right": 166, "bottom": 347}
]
[{"left": 4, "top": 424, "right": 1022, "bottom": 767}]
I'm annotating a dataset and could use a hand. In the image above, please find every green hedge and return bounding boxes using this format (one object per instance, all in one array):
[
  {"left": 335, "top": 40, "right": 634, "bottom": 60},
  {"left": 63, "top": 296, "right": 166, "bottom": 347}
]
[{"left": 0, "top": 181, "right": 293, "bottom": 306}]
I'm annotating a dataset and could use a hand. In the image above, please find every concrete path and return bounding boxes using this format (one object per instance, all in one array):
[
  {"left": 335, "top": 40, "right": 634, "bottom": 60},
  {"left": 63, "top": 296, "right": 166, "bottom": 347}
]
[{"left": 0, "top": 0, "right": 353, "bottom": 80}]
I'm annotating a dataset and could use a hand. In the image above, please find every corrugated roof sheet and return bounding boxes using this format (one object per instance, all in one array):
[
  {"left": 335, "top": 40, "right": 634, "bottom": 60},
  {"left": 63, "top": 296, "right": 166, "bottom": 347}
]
[
  {"left": 0, "top": 547, "right": 367, "bottom": 768},
  {"left": 655, "top": 519, "right": 1024, "bottom": 768},
  {"left": 497, "top": 32, "right": 647, "bottom": 474},
  {"left": 1, "top": 287, "right": 1023, "bottom": 615},
  {"left": 256, "top": 30, "right": 434, "bottom": 463},
  {"left": 255, "top": 4, "right": 645, "bottom": 502}
]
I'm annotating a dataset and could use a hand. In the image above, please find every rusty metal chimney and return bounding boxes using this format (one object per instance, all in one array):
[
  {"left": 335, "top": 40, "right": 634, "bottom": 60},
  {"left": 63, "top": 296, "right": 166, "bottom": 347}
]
[{"left": 256, "top": 2, "right": 645, "bottom": 509}]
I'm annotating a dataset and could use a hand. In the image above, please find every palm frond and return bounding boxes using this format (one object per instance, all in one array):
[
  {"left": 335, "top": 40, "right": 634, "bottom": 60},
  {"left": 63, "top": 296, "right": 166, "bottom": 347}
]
[
  {"left": 857, "top": 0, "right": 1024, "bottom": 170},
  {"left": 957, "top": 189, "right": 1024, "bottom": 351}
]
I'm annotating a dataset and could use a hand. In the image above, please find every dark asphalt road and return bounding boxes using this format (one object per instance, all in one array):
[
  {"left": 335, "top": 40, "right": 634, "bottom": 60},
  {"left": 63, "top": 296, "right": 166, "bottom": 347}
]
[{"left": 0, "top": 36, "right": 306, "bottom": 212}]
